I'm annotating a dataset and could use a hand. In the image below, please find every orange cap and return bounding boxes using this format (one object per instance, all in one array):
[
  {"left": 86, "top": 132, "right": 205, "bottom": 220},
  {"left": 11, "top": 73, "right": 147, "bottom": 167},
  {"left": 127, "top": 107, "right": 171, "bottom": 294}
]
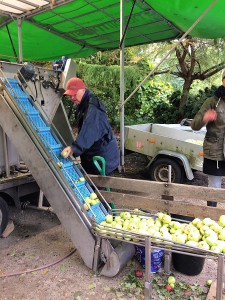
[{"left": 64, "top": 77, "right": 85, "bottom": 96}]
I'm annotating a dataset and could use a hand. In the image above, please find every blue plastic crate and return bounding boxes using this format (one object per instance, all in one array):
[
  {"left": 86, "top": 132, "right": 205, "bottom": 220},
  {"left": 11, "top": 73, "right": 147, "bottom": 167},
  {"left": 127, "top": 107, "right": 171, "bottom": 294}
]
[
  {"left": 26, "top": 113, "right": 48, "bottom": 130},
  {"left": 88, "top": 202, "right": 107, "bottom": 223},
  {"left": 16, "top": 97, "right": 37, "bottom": 114},
  {"left": 61, "top": 165, "right": 81, "bottom": 184},
  {"left": 7, "top": 84, "right": 28, "bottom": 98},
  {"left": 38, "top": 130, "right": 60, "bottom": 149}
]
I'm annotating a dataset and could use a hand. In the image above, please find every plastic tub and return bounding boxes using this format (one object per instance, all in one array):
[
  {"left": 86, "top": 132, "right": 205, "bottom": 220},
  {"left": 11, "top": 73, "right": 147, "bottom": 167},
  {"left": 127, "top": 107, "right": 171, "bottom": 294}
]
[
  {"left": 172, "top": 252, "right": 205, "bottom": 275},
  {"left": 171, "top": 214, "right": 205, "bottom": 275}
]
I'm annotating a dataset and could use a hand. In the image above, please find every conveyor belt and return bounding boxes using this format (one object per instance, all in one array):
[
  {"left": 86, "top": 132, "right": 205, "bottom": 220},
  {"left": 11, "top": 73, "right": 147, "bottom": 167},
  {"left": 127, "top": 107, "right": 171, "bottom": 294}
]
[
  {"left": 0, "top": 74, "right": 135, "bottom": 277},
  {"left": 6, "top": 78, "right": 107, "bottom": 224}
]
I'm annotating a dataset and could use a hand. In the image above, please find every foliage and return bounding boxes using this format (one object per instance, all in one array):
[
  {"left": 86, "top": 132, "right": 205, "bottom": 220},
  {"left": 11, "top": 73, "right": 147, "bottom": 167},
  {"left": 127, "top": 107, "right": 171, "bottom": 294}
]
[
  {"left": 75, "top": 62, "right": 144, "bottom": 126},
  {"left": 111, "top": 268, "right": 209, "bottom": 300},
  {"left": 183, "top": 85, "right": 217, "bottom": 119}
]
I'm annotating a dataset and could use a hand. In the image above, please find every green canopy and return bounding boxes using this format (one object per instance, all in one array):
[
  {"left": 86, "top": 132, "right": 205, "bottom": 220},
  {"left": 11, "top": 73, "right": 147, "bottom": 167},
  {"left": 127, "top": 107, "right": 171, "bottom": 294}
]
[{"left": 0, "top": 0, "right": 224, "bottom": 62}]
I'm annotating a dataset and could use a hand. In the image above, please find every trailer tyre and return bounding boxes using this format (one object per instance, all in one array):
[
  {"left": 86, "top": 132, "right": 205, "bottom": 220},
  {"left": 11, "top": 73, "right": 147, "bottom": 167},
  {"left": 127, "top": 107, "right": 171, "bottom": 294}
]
[
  {"left": 147, "top": 158, "right": 184, "bottom": 183},
  {"left": 0, "top": 197, "right": 9, "bottom": 235}
]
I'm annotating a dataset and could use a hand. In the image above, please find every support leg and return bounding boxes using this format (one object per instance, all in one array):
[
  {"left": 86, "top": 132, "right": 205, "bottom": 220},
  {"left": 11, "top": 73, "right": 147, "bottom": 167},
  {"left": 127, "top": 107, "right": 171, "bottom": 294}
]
[
  {"left": 144, "top": 237, "right": 153, "bottom": 299},
  {"left": 216, "top": 254, "right": 224, "bottom": 300}
]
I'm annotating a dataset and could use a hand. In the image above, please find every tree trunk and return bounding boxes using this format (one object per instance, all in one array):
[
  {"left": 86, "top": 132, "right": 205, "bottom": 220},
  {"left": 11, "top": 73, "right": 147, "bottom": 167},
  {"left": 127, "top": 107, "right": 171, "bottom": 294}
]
[{"left": 179, "top": 79, "right": 193, "bottom": 118}]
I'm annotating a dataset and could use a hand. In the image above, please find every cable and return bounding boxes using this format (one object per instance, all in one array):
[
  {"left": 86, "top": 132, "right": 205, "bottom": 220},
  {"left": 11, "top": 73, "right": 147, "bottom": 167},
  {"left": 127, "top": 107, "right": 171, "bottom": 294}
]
[{"left": 0, "top": 248, "right": 76, "bottom": 278}]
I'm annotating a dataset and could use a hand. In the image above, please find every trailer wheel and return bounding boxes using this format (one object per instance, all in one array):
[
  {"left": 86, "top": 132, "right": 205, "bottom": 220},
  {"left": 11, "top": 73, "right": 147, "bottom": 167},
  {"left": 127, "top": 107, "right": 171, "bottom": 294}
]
[
  {"left": 0, "top": 197, "right": 9, "bottom": 235},
  {"left": 147, "top": 158, "right": 184, "bottom": 183}
]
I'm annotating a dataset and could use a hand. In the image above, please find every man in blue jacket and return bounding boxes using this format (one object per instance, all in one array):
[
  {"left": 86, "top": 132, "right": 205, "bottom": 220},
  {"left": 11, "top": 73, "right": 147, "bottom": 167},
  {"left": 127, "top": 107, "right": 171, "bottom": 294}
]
[{"left": 61, "top": 77, "right": 119, "bottom": 175}]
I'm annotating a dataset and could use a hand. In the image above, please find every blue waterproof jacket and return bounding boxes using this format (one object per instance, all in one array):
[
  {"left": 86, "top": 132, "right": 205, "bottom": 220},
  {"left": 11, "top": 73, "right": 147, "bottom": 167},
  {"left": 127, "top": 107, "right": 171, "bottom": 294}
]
[{"left": 71, "top": 89, "right": 119, "bottom": 175}]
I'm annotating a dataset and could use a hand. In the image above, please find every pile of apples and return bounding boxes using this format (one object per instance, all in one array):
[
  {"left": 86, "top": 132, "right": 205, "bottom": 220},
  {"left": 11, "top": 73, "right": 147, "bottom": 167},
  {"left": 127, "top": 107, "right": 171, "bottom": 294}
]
[
  {"left": 97, "top": 210, "right": 225, "bottom": 253},
  {"left": 83, "top": 192, "right": 100, "bottom": 210}
]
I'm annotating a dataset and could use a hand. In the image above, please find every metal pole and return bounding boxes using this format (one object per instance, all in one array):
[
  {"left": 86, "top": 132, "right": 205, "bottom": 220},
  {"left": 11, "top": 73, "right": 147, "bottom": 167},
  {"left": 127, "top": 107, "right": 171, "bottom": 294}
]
[
  {"left": 145, "top": 237, "right": 153, "bottom": 299},
  {"left": 216, "top": 254, "right": 224, "bottom": 300},
  {"left": 168, "top": 165, "right": 172, "bottom": 183},
  {"left": 2, "top": 132, "right": 10, "bottom": 177},
  {"left": 119, "top": 0, "right": 125, "bottom": 172},
  {"left": 17, "top": 18, "right": 23, "bottom": 63}
]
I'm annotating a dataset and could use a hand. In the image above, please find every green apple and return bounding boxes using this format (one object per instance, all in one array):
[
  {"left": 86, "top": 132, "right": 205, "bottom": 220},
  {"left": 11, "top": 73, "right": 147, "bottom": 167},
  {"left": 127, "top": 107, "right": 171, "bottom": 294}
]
[
  {"left": 198, "top": 241, "right": 210, "bottom": 250},
  {"left": 218, "top": 228, "right": 225, "bottom": 241},
  {"left": 183, "top": 224, "right": 196, "bottom": 235},
  {"left": 61, "top": 150, "right": 68, "bottom": 158},
  {"left": 115, "top": 216, "right": 123, "bottom": 223},
  {"left": 90, "top": 199, "right": 98, "bottom": 206},
  {"left": 152, "top": 231, "right": 162, "bottom": 242},
  {"left": 219, "top": 215, "right": 225, "bottom": 227},
  {"left": 90, "top": 192, "right": 97, "bottom": 200},
  {"left": 114, "top": 222, "right": 122, "bottom": 230},
  {"left": 216, "top": 240, "right": 225, "bottom": 251},
  {"left": 123, "top": 219, "right": 130, "bottom": 227},
  {"left": 146, "top": 217, "right": 155, "bottom": 227},
  {"left": 200, "top": 225, "right": 211, "bottom": 236},
  {"left": 205, "top": 234, "right": 218, "bottom": 247},
  {"left": 210, "top": 223, "right": 222, "bottom": 234},
  {"left": 157, "top": 212, "right": 164, "bottom": 221},
  {"left": 129, "top": 217, "right": 139, "bottom": 226},
  {"left": 148, "top": 228, "right": 157, "bottom": 236},
  {"left": 186, "top": 240, "right": 198, "bottom": 247},
  {"left": 57, "top": 162, "right": 63, "bottom": 168},
  {"left": 187, "top": 230, "right": 201, "bottom": 242},
  {"left": 138, "top": 228, "right": 148, "bottom": 235},
  {"left": 111, "top": 221, "right": 117, "bottom": 227},
  {"left": 124, "top": 235, "right": 132, "bottom": 241},
  {"left": 163, "top": 232, "right": 173, "bottom": 242},
  {"left": 172, "top": 221, "right": 182, "bottom": 230},
  {"left": 160, "top": 226, "right": 169, "bottom": 235},
  {"left": 83, "top": 203, "right": 89, "bottom": 210},
  {"left": 123, "top": 212, "right": 131, "bottom": 220},
  {"left": 172, "top": 233, "right": 187, "bottom": 244},
  {"left": 192, "top": 218, "right": 201, "bottom": 226},
  {"left": 154, "top": 219, "right": 162, "bottom": 228},
  {"left": 128, "top": 222, "right": 138, "bottom": 232},
  {"left": 162, "top": 214, "right": 171, "bottom": 224},
  {"left": 105, "top": 214, "right": 113, "bottom": 224},
  {"left": 206, "top": 279, "right": 213, "bottom": 287},
  {"left": 210, "top": 245, "right": 221, "bottom": 253},
  {"left": 203, "top": 217, "right": 214, "bottom": 226},
  {"left": 120, "top": 211, "right": 125, "bottom": 218},
  {"left": 84, "top": 197, "right": 92, "bottom": 204},
  {"left": 97, "top": 221, "right": 107, "bottom": 233},
  {"left": 196, "top": 220, "right": 204, "bottom": 230},
  {"left": 168, "top": 276, "right": 176, "bottom": 285}
]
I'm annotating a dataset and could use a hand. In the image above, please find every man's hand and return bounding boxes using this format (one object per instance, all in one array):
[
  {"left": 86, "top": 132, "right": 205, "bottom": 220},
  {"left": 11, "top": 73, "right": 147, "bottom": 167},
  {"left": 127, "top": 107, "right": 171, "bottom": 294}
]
[
  {"left": 61, "top": 146, "right": 73, "bottom": 158},
  {"left": 203, "top": 109, "right": 217, "bottom": 124}
]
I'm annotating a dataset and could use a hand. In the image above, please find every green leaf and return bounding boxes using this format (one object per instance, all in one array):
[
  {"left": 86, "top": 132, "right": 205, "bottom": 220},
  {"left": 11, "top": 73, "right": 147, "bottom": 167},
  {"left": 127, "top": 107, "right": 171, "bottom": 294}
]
[
  {"left": 73, "top": 291, "right": 82, "bottom": 298},
  {"left": 87, "top": 283, "right": 96, "bottom": 290},
  {"left": 60, "top": 264, "right": 66, "bottom": 272}
]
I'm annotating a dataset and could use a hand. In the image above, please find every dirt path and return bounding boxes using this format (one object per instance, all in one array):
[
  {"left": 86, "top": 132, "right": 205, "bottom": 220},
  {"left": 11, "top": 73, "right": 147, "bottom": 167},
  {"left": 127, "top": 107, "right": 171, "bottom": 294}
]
[{"left": 0, "top": 153, "right": 220, "bottom": 300}]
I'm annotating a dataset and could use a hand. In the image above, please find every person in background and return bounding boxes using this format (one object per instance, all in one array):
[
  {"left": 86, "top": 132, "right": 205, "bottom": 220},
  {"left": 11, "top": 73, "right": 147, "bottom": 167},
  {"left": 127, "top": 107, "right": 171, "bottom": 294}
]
[
  {"left": 52, "top": 56, "right": 68, "bottom": 71},
  {"left": 191, "top": 70, "right": 225, "bottom": 207},
  {"left": 61, "top": 77, "right": 119, "bottom": 175}
]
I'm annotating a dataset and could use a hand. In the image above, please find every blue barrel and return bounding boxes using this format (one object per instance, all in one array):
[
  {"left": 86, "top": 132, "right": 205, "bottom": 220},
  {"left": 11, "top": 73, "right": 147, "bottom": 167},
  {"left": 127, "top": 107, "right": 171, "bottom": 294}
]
[{"left": 135, "top": 246, "right": 164, "bottom": 273}]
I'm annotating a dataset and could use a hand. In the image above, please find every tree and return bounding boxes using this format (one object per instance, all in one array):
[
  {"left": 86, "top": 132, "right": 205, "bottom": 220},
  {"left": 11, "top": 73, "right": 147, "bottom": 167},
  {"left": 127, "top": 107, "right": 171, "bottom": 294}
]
[{"left": 140, "top": 38, "right": 225, "bottom": 118}]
